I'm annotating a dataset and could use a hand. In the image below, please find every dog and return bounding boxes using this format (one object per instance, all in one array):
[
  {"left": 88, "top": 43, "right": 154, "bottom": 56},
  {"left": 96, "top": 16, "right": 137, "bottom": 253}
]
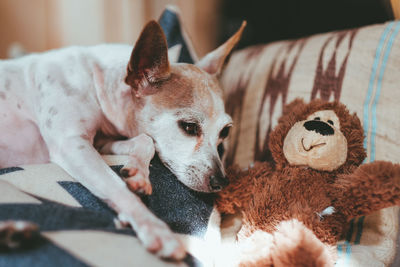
[{"left": 0, "top": 20, "right": 245, "bottom": 259}]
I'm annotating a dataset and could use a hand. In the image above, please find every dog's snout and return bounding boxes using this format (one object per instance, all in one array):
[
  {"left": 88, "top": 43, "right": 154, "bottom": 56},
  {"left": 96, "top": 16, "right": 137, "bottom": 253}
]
[
  {"left": 303, "top": 120, "right": 334, "bottom": 136},
  {"left": 209, "top": 175, "right": 229, "bottom": 191}
]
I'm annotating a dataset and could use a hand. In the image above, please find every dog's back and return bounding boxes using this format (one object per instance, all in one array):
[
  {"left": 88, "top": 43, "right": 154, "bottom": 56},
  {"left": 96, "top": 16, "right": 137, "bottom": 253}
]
[{"left": 0, "top": 45, "right": 133, "bottom": 167}]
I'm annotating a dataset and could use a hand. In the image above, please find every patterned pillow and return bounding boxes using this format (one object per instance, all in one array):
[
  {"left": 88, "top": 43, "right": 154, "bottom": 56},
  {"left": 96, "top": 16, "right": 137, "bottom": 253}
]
[
  {"left": 0, "top": 6, "right": 219, "bottom": 267},
  {"left": 221, "top": 20, "right": 400, "bottom": 266}
]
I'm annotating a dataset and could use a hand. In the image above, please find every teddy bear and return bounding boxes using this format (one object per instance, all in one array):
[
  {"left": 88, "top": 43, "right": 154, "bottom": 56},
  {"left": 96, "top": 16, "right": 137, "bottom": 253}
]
[{"left": 217, "top": 99, "right": 400, "bottom": 266}]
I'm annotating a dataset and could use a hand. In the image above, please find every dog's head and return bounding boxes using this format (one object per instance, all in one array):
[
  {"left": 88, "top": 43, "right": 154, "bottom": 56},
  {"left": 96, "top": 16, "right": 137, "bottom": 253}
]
[{"left": 125, "top": 21, "right": 245, "bottom": 192}]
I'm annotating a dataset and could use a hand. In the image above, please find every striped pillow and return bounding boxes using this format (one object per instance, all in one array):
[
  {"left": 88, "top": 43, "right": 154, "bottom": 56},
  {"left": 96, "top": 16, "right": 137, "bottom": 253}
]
[{"left": 221, "top": 20, "right": 400, "bottom": 267}]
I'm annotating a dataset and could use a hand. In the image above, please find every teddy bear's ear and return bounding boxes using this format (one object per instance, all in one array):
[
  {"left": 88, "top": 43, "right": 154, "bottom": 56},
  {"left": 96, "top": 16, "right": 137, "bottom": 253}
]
[
  {"left": 278, "top": 99, "right": 307, "bottom": 123},
  {"left": 282, "top": 99, "right": 306, "bottom": 116}
]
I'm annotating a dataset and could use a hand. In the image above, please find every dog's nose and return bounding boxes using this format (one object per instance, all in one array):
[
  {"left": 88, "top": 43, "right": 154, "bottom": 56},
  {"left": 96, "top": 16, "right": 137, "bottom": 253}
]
[
  {"left": 303, "top": 120, "right": 334, "bottom": 136},
  {"left": 209, "top": 175, "right": 229, "bottom": 191}
]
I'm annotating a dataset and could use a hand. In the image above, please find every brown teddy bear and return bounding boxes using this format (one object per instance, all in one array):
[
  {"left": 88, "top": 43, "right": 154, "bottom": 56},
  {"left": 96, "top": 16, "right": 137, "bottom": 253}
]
[{"left": 217, "top": 99, "right": 400, "bottom": 266}]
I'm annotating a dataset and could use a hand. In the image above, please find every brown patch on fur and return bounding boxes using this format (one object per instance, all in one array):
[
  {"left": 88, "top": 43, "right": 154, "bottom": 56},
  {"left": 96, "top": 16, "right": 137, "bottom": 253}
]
[
  {"left": 77, "top": 145, "right": 85, "bottom": 150},
  {"left": 194, "top": 134, "right": 204, "bottom": 152},
  {"left": 17, "top": 103, "right": 21, "bottom": 109},
  {"left": 150, "top": 65, "right": 219, "bottom": 113},
  {"left": 150, "top": 71, "right": 193, "bottom": 109},
  {"left": 0, "top": 92, "right": 6, "bottom": 100},
  {"left": 217, "top": 99, "right": 400, "bottom": 265}
]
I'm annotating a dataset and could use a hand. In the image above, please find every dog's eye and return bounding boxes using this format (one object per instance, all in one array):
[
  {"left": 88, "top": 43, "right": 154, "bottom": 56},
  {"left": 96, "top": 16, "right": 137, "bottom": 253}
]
[
  {"left": 327, "top": 120, "right": 334, "bottom": 125},
  {"left": 178, "top": 121, "right": 200, "bottom": 136},
  {"left": 314, "top": 117, "right": 321, "bottom": 121},
  {"left": 219, "top": 126, "right": 231, "bottom": 139}
]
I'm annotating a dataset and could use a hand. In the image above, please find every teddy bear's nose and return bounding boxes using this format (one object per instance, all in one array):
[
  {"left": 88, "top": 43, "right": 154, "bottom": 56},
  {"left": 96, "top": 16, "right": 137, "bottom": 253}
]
[{"left": 303, "top": 120, "right": 334, "bottom": 136}]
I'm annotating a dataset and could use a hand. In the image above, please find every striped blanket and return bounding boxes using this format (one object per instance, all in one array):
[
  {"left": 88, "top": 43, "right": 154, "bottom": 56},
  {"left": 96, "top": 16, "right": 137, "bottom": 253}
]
[{"left": 221, "top": 20, "right": 400, "bottom": 266}]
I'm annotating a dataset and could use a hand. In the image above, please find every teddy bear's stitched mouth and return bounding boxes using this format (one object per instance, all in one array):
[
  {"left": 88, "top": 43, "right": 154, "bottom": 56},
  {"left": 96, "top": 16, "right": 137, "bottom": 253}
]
[{"left": 301, "top": 138, "right": 326, "bottom": 152}]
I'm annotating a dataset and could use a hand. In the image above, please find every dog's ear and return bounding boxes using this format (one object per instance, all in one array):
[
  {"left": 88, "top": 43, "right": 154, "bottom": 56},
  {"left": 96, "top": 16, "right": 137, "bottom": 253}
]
[
  {"left": 196, "top": 21, "right": 246, "bottom": 76},
  {"left": 125, "top": 20, "right": 170, "bottom": 95}
]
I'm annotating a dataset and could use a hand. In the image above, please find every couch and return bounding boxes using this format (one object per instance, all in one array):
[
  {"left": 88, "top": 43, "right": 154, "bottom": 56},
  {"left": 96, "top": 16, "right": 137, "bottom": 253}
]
[{"left": 1, "top": 6, "right": 399, "bottom": 267}]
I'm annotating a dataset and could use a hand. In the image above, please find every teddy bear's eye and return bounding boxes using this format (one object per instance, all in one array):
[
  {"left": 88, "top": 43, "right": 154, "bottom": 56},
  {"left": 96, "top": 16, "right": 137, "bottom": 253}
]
[
  {"left": 314, "top": 117, "right": 321, "bottom": 121},
  {"left": 327, "top": 120, "right": 334, "bottom": 125}
]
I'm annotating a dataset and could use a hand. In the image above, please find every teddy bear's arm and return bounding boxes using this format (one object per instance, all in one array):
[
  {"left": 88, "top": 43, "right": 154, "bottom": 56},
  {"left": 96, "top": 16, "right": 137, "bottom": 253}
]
[
  {"left": 216, "top": 162, "right": 274, "bottom": 214},
  {"left": 333, "top": 161, "right": 400, "bottom": 219}
]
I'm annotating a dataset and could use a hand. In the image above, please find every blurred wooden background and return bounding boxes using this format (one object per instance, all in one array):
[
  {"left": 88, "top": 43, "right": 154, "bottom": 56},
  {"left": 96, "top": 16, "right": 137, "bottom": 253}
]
[
  {"left": 0, "top": 0, "right": 221, "bottom": 59},
  {"left": 0, "top": 0, "right": 398, "bottom": 59}
]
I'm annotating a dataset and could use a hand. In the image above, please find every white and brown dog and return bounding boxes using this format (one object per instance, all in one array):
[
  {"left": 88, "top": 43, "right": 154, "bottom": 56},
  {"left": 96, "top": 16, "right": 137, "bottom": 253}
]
[{"left": 0, "top": 21, "right": 245, "bottom": 259}]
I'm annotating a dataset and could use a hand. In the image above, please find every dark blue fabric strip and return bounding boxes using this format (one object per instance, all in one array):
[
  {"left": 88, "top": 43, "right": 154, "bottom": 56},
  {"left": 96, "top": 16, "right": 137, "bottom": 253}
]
[
  {"left": 0, "top": 167, "right": 24, "bottom": 175},
  {"left": 159, "top": 8, "right": 195, "bottom": 64}
]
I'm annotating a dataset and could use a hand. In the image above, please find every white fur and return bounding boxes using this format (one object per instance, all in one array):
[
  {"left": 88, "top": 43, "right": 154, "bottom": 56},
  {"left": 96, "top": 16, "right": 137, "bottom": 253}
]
[{"left": 320, "top": 206, "right": 336, "bottom": 216}]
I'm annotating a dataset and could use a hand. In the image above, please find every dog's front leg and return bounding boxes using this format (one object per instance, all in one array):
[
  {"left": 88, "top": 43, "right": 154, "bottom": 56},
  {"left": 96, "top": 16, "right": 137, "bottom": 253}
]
[
  {"left": 99, "top": 134, "right": 154, "bottom": 194},
  {"left": 49, "top": 136, "right": 185, "bottom": 260}
]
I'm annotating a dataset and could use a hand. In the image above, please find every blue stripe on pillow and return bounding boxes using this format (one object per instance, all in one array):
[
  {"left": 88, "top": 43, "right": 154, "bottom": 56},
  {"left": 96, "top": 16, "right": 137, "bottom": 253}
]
[
  {"left": 371, "top": 21, "right": 400, "bottom": 162},
  {"left": 363, "top": 22, "right": 394, "bottom": 156},
  {"left": 338, "top": 21, "right": 400, "bottom": 266}
]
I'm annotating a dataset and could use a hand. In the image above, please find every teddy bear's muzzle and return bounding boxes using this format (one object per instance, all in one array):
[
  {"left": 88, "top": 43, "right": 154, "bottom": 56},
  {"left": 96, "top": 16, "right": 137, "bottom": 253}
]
[
  {"left": 283, "top": 117, "right": 347, "bottom": 171},
  {"left": 301, "top": 137, "right": 326, "bottom": 151}
]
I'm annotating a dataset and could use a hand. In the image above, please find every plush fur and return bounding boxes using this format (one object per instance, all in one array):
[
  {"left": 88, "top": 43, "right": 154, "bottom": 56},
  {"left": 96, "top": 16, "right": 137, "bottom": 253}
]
[{"left": 217, "top": 99, "right": 400, "bottom": 266}]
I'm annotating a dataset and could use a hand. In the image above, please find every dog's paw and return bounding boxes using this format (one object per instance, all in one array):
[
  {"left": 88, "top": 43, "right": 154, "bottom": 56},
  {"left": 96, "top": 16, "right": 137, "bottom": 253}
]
[
  {"left": 120, "top": 157, "right": 152, "bottom": 195},
  {"left": 118, "top": 213, "right": 186, "bottom": 260},
  {"left": 0, "top": 221, "right": 40, "bottom": 249},
  {"left": 138, "top": 221, "right": 186, "bottom": 260},
  {"left": 125, "top": 174, "right": 152, "bottom": 195}
]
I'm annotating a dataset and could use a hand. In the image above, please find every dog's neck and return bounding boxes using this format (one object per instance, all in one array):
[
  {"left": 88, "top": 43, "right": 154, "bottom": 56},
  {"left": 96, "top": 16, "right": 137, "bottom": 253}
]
[{"left": 92, "top": 61, "right": 145, "bottom": 139}]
